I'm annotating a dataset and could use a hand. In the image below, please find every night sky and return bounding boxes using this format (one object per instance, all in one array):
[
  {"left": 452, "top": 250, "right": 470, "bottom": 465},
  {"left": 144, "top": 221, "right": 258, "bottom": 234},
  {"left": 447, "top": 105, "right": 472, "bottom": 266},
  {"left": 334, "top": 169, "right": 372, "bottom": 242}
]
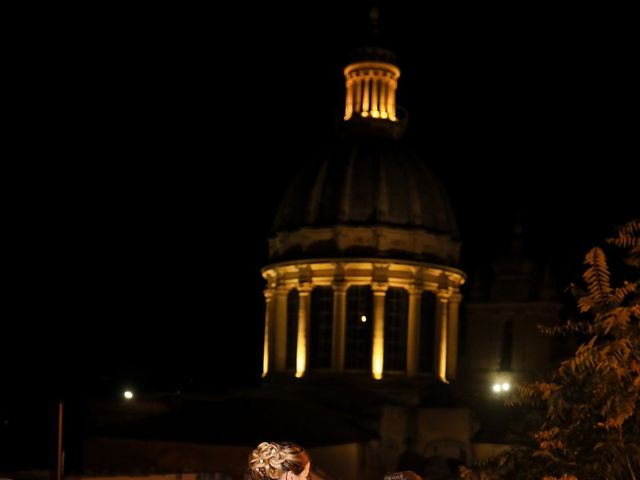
[{"left": 4, "top": 2, "right": 638, "bottom": 415}]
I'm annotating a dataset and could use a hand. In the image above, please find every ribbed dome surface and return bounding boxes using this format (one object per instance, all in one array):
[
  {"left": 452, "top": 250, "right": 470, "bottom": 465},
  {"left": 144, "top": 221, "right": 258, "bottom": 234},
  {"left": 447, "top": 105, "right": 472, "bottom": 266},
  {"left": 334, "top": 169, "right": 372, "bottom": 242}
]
[{"left": 273, "top": 139, "right": 459, "bottom": 237}]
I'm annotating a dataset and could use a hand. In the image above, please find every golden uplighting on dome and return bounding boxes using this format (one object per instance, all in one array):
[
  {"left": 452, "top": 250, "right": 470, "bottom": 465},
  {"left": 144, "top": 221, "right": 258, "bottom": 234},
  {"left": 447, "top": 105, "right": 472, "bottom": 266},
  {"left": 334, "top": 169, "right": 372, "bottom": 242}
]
[{"left": 343, "top": 61, "right": 400, "bottom": 122}]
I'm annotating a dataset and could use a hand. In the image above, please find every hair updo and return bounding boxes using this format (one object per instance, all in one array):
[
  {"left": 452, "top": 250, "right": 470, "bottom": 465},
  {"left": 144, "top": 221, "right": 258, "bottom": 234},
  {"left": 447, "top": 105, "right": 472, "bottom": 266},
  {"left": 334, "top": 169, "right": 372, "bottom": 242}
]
[{"left": 248, "top": 441, "right": 310, "bottom": 479}]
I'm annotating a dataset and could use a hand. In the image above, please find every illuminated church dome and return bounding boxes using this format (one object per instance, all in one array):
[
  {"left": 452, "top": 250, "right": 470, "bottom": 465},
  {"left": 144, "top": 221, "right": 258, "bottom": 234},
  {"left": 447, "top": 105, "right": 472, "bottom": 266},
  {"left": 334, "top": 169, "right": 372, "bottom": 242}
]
[
  {"left": 271, "top": 139, "right": 460, "bottom": 265},
  {"left": 270, "top": 38, "right": 459, "bottom": 266},
  {"left": 261, "top": 31, "right": 465, "bottom": 384}
]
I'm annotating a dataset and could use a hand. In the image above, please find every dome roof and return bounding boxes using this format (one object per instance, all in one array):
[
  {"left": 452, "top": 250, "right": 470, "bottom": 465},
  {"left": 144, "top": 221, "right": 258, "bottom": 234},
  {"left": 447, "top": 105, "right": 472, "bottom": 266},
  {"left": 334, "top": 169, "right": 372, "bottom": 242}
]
[
  {"left": 274, "top": 139, "right": 458, "bottom": 235},
  {"left": 269, "top": 139, "right": 461, "bottom": 265}
]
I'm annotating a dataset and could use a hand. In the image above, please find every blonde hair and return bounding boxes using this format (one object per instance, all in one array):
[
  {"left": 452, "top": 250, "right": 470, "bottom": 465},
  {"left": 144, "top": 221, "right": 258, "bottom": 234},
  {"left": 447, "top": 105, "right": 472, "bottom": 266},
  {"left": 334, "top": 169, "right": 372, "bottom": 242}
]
[{"left": 248, "top": 441, "right": 310, "bottom": 479}]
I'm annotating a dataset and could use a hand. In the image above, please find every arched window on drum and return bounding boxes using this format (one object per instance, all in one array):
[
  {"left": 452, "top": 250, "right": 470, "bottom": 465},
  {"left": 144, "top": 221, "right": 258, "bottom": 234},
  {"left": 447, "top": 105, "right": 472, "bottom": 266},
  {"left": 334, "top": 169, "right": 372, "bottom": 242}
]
[
  {"left": 384, "top": 287, "right": 408, "bottom": 372},
  {"left": 345, "top": 285, "right": 373, "bottom": 370}
]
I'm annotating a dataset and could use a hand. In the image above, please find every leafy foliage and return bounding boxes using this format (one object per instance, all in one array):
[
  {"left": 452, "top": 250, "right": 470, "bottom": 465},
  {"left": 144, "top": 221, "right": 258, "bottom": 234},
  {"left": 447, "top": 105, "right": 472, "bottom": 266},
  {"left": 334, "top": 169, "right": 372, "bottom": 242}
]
[{"left": 461, "top": 219, "right": 640, "bottom": 480}]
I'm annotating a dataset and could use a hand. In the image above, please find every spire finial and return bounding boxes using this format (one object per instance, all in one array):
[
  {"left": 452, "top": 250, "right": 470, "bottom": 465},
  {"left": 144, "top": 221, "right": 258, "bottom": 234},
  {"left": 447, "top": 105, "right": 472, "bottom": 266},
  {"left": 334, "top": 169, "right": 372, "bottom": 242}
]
[{"left": 369, "top": 6, "right": 380, "bottom": 37}]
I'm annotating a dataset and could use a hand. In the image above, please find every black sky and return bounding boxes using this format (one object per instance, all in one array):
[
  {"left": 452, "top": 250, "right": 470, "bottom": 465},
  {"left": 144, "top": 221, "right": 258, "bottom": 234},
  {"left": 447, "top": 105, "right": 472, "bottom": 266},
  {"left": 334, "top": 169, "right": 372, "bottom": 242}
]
[{"left": 5, "top": 3, "right": 638, "bottom": 405}]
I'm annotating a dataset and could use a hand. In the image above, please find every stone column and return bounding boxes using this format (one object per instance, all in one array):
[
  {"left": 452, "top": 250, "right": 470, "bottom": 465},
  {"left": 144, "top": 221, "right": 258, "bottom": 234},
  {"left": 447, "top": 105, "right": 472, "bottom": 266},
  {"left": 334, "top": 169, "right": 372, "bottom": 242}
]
[
  {"left": 388, "top": 81, "right": 397, "bottom": 120},
  {"left": 435, "top": 290, "right": 450, "bottom": 383},
  {"left": 371, "top": 76, "right": 379, "bottom": 117},
  {"left": 362, "top": 75, "right": 370, "bottom": 116},
  {"left": 372, "top": 283, "right": 388, "bottom": 379},
  {"left": 446, "top": 292, "right": 462, "bottom": 380},
  {"left": 262, "top": 288, "right": 275, "bottom": 377},
  {"left": 344, "top": 78, "right": 354, "bottom": 120},
  {"left": 406, "top": 286, "right": 422, "bottom": 376},
  {"left": 274, "top": 285, "right": 289, "bottom": 373},
  {"left": 295, "top": 285, "right": 312, "bottom": 378},
  {"left": 379, "top": 79, "right": 388, "bottom": 118},
  {"left": 332, "top": 282, "right": 347, "bottom": 372}
]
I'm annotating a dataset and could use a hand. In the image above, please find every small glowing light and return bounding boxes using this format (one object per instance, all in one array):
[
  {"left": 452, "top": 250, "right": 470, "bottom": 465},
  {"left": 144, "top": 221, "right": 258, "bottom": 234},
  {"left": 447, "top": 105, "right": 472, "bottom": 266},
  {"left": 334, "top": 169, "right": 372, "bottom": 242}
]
[
  {"left": 501, "top": 383, "right": 511, "bottom": 391},
  {"left": 361, "top": 315, "right": 367, "bottom": 323},
  {"left": 492, "top": 384, "right": 501, "bottom": 393},
  {"left": 123, "top": 390, "right": 134, "bottom": 400}
]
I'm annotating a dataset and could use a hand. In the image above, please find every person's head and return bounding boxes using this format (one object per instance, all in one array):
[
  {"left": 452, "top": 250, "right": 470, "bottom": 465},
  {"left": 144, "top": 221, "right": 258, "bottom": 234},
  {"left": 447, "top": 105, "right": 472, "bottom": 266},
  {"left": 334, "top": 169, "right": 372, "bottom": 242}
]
[{"left": 248, "top": 441, "right": 311, "bottom": 480}]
